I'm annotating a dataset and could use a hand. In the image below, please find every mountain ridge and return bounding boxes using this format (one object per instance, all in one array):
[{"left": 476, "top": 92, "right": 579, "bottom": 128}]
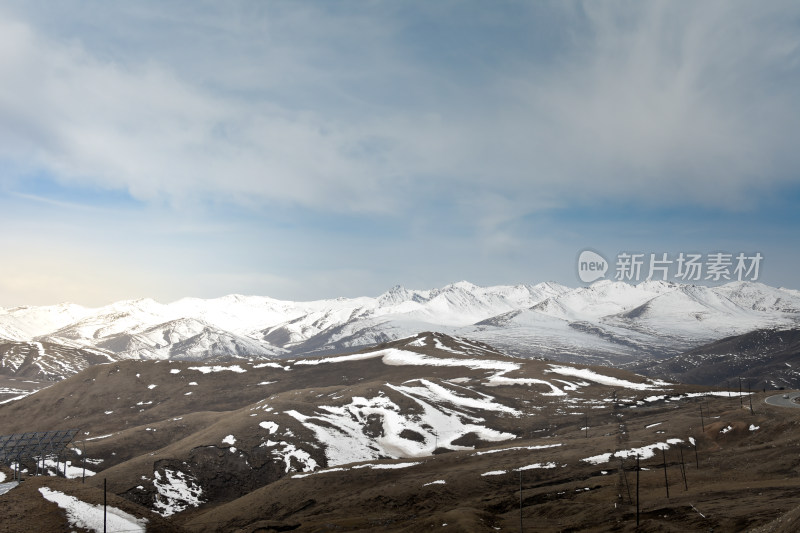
[{"left": 0, "top": 280, "right": 798, "bottom": 374}]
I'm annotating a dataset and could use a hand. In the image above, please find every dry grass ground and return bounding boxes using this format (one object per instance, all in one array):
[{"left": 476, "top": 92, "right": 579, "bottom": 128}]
[
  {"left": 0, "top": 333, "right": 798, "bottom": 532},
  {"left": 179, "top": 392, "right": 800, "bottom": 532}
]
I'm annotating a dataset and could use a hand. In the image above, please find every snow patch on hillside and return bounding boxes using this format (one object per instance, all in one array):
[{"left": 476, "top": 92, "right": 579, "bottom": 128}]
[
  {"left": 152, "top": 468, "right": 204, "bottom": 517},
  {"left": 39, "top": 487, "right": 147, "bottom": 532},
  {"left": 546, "top": 365, "right": 661, "bottom": 390},
  {"left": 187, "top": 365, "right": 246, "bottom": 374},
  {"left": 582, "top": 438, "right": 684, "bottom": 464},
  {"left": 295, "top": 347, "right": 519, "bottom": 374},
  {"left": 472, "top": 443, "right": 562, "bottom": 456},
  {"left": 293, "top": 461, "right": 420, "bottom": 478},
  {"left": 286, "top": 380, "right": 517, "bottom": 466}
]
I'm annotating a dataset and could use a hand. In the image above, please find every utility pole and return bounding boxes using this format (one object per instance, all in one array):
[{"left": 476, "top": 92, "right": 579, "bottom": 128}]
[
  {"left": 739, "top": 377, "right": 743, "bottom": 407},
  {"left": 636, "top": 455, "right": 640, "bottom": 527},
  {"left": 620, "top": 458, "right": 632, "bottom": 504},
  {"left": 679, "top": 448, "right": 688, "bottom": 491},
  {"left": 519, "top": 469, "right": 523, "bottom": 533},
  {"left": 699, "top": 405, "right": 705, "bottom": 432}
]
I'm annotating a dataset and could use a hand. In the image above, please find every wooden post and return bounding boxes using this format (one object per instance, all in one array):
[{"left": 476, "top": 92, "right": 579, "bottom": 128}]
[
  {"left": 662, "top": 448, "right": 669, "bottom": 499},
  {"left": 104, "top": 478, "right": 107, "bottom": 533}
]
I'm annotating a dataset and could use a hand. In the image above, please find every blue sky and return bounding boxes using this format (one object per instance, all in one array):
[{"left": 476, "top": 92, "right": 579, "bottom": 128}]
[{"left": 1, "top": 0, "right": 799, "bottom": 306}]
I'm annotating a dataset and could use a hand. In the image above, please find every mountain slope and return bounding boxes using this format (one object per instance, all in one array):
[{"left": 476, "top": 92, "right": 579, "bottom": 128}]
[
  {"left": 95, "top": 318, "right": 284, "bottom": 361},
  {"left": 466, "top": 281, "right": 800, "bottom": 364},
  {"left": 0, "top": 332, "right": 668, "bottom": 512},
  {"left": 630, "top": 327, "right": 800, "bottom": 390},
  {"left": 1, "top": 333, "right": 797, "bottom": 532},
  {"left": 0, "top": 340, "right": 116, "bottom": 381}
]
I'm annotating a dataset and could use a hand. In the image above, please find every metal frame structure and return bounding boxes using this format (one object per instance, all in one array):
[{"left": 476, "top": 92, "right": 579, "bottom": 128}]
[{"left": 0, "top": 429, "right": 80, "bottom": 480}]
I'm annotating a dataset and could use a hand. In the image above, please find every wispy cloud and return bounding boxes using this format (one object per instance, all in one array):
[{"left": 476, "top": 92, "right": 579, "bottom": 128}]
[
  {"left": 0, "top": 1, "right": 798, "bottom": 305},
  {"left": 2, "top": 1, "right": 797, "bottom": 216}
]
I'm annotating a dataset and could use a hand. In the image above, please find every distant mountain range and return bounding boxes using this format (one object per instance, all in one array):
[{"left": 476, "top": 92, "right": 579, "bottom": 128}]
[{"left": 1, "top": 280, "right": 799, "bottom": 380}]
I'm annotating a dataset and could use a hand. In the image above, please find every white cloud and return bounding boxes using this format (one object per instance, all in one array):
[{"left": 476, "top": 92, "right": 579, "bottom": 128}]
[
  {"left": 0, "top": 10, "right": 407, "bottom": 213},
  {"left": 0, "top": 2, "right": 799, "bottom": 307},
  {"left": 2, "top": 2, "right": 799, "bottom": 219},
  {"left": 498, "top": 1, "right": 800, "bottom": 208}
]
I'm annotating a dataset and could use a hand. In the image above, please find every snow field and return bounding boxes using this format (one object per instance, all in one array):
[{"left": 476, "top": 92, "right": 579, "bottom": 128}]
[{"left": 286, "top": 378, "right": 518, "bottom": 467}]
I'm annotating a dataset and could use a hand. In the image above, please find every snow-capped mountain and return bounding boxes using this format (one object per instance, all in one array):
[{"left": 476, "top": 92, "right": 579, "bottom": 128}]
[
  {"left": 94, "top": 318, "right": 284, "bottom": 361},
  {"left": 0, "top": 280, "right": 799, "bottom": 374}
]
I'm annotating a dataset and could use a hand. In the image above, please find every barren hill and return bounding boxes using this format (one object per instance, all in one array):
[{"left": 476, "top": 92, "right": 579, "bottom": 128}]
[
  {"left": 630, "top": 328, "right": 800, "bottom": 390},
  {"left": 0, "top": 333, "right": 799, "bottom": 532}
]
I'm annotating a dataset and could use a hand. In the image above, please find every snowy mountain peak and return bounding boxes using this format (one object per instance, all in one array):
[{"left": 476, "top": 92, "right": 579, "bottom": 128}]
[
  {"left": 534, "top": 281, "right": 571, "bottom": 292},
  {"left": 443, "top": 280, "right": 481, "bottom": 291},
  {"left": 377, "top": 285, "right": 414, "bottom": 307},
  {"left": 1, "top": 280, "right": 798, "bottom": 370},
  {"left": 635, "top": 280, "right": 680, "bottom": 293}
]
